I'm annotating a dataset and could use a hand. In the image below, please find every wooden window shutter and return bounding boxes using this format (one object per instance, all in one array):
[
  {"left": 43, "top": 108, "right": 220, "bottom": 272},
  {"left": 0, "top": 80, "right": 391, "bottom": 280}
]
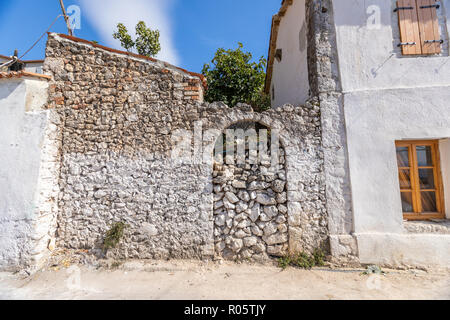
[
  {"left": 397, "top": 0, "right": 422, "bottom": 55},
  {"left": 397, "top": 0, "right": 442, "bottom": 55},
  {"left": 416, "top": 0, "right": 441, "bottom": 54}
]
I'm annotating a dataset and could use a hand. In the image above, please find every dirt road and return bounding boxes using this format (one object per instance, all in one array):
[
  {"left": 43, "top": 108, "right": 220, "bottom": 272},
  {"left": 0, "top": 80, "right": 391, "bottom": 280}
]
[{"left": 0, "top": 260, "right": 449, "bottom": 300}]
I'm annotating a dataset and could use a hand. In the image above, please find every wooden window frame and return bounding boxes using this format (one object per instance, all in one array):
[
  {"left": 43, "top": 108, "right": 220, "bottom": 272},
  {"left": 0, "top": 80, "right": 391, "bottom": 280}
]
[{"left": 396, "top": 140, "right": 446, "bottom": 220}]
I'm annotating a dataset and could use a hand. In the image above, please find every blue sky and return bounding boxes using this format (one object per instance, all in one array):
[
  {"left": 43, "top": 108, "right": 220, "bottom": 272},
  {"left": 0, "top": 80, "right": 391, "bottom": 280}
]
[{"left": 0, "top": 0, "right": 280, "bottom": 73}]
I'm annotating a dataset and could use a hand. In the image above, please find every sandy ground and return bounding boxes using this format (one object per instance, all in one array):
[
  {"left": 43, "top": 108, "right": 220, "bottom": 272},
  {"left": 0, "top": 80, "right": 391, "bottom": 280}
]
[{"left": 0, "top": 260, "right": 449, "bottom": 300}]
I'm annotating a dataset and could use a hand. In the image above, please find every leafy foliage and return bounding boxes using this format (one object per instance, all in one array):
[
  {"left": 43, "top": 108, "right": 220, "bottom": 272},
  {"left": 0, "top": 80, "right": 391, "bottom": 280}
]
[
  {"left": 250, "top": 91, "right": 271, "bottom": 112},
  {"left": 103, "top": 222, "right": 128, "bottom": 251},
  {"left": 113, "top": 23, "right": 134, "bottom": 52},
  {"left": 113, "top": 21, "right": 161, "bottom": 57},
  {"left": 134, "top": 21, "right": 161, "bottom": 57},
  {"left": 362, "top": 265, "right": 386, "bottom": 275},
  {"left": 202, "top": 43, "right": 270, "bottom": 110},
  {"left": 278, "top": 249, "right": 326, "bottom": 270}
]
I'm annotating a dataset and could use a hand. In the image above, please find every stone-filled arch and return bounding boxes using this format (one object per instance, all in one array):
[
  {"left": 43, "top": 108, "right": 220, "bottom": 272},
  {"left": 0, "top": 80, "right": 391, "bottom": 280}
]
[
  {"left": 212, "top": 120, "right": 289, "bottom": 261},
  {"left": 202, "top": 101, "right": 330, "bottom": 260}
]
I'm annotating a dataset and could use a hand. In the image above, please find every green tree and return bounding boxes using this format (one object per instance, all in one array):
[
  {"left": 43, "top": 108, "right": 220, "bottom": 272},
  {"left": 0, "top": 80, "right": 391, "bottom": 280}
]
[
  {"left": 202, "top": 43, "right": 270, "bottom": 111},
  {"left": 113, "top": 21, "right": 161, "bottom": 57}
]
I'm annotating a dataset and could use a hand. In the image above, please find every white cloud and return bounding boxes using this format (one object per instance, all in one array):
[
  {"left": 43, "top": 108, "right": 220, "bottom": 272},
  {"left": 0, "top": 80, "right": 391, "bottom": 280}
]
[{"left": 78, "top": 0, "right": 179, "bottom": 65}]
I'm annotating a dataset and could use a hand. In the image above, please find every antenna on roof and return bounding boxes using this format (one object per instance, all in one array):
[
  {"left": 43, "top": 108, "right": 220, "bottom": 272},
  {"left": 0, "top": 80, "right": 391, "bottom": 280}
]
[{"left": 59, "top": 0, "right": 73, "bottom": 36}]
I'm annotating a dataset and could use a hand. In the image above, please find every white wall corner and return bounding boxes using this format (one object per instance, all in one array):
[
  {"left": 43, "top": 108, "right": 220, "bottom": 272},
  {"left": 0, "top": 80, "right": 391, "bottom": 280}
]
[
  {"left": 29, "top": 108, "right": 62, "bottom": 271},
  {"left": 439, "top": 139, "right": 450, "bottom": 219}
]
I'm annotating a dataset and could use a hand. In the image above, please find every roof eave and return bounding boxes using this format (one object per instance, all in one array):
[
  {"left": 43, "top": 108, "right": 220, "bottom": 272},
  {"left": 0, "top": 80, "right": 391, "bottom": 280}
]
[{"left": 264, "top": 0, "right": 294, "bottom": 94}]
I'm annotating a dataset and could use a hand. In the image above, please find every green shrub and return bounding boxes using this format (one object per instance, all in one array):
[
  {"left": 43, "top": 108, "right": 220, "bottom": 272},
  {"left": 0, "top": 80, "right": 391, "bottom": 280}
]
[
  {"left": 278, "top": 249, "right": 326, "bottom": 270},
  {"left": 103, "top": 222, "right": 128, "bottom": 251}
]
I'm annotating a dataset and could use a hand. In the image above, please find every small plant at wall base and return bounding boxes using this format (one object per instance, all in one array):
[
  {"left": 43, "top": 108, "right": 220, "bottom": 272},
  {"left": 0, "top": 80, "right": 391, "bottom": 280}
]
[
  {"left": 103, "top": 222, "right": 128, "bottom": 251},
  {"left": 202, "top": 43, "right": 271, "bottom": 111},
  {"left": 278, "top": 249, "right": 326, "bottom": 270},
  {"left": 113, "top": 21, "right": 161, "bottom": 57},
  {"left": 362, "top": 265, "right": 385, "bottom": 275}
]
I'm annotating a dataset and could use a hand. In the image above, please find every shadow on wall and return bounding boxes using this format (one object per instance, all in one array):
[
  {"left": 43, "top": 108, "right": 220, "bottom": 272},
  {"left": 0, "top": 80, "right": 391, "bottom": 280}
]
[{"left": 0, "top": 80, "right": 22, "bottom": 101}]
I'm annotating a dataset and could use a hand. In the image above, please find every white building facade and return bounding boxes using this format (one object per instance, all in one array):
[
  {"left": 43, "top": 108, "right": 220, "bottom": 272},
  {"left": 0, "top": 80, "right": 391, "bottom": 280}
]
[{"left": 267, "top": 0, "right": 450, "bottom": 267}]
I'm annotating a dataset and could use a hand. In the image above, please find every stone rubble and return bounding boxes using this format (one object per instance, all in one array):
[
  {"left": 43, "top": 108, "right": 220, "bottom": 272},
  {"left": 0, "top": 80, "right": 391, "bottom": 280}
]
[{"left": 213, "top": 145, "right": 288, "bottom": 261}]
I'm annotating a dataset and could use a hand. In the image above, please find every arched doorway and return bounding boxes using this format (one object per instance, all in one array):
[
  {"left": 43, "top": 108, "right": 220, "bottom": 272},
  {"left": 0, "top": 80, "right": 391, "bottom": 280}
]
[{"left": 212, "top": 121, "right": 288, "bottom": 261}]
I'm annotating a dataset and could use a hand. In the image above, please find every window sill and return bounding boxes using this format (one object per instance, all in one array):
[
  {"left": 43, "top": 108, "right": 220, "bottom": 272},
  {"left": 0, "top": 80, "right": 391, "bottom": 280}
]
[{"left": 404, "top": 219, "right": 450, "bottom": 235}]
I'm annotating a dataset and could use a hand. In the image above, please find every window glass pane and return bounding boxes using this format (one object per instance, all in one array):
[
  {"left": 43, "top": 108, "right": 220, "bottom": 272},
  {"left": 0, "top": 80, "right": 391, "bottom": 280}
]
[
  {"left": 399, "top": 169, "right": 411, "bottom": 189},
  {"left": 421, "top": 191, "right": 437, "bottom": 212},
  {"left": 401, "top": 192, "right": 414, "bottom": 213},
  {"left": 416, "top": 146, "right": 433, "bottom": 167},
  {"left": 418, "top": 169, "right": 435, "bottom": 189},
  {"left": 396, "top": 146, "right": 409, "bottom": 167}
]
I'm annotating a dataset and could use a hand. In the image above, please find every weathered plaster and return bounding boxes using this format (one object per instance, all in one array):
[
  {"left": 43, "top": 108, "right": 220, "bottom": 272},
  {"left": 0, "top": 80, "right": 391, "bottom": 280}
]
[
  {"left": 344, "top": 87, "right": 450, "bottom": 234},
  {"left": 0, "top": 78, "right": 57, "bottom": 271},
  {"left": 357, "top": 233, "right": 450, "bottom": 268},
  {"left": 440, "top": 139, "right": 450, "bottom": 218},
  {"left": 306, "top": 0, "right": 354, "bottom": 250},
  {"left": 271, "top": 0, "right": 310, "bottom": 108},
  {"left": 332, "top": 0, "right": 450, "bottom": 93}
]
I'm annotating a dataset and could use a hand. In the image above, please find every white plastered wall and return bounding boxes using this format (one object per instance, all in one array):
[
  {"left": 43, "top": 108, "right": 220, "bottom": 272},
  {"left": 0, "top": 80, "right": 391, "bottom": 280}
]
[
  {"left": 344, "top": 88, "right": 450, "bottom": 234},
  {"left": 440, "top": 139, "right": 450, "bottom": 218},
  {"left": 331, "top": 0, "right": 450, "bottom": 267},
  {"left": 0, "top": 78, "right": 58, "bottom": 271},
  {"left": 271, "top": 0, "right": 310, "bottom": 108}
]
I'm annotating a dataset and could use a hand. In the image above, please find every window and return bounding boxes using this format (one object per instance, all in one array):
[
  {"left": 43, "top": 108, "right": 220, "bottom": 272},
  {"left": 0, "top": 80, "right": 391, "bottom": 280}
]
[
  {"left": 396, "top": 140, "right": 445, "bottom": 220},
  {"left": 396, "top": 0, "right": 442, "bottom": 55}
]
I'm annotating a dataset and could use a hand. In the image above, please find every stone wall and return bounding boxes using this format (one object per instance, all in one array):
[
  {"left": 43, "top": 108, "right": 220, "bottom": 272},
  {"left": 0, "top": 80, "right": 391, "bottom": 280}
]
[
  {"left": 213, "top": 140, "right": 289, "bottom": 261},
  {"left": 306, "top": 0, "right": 358, "bottom": 263},
  {"left": 41, "top": 33, "right": 329, "bottom": 261}
]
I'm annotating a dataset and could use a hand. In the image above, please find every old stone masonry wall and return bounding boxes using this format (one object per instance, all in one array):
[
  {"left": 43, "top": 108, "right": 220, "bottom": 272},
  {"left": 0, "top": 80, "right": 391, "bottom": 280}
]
[
  {"left": 42, "top": 33, "right": 329, "bottom": 262},
  {"left": 213, "top": 141, "right": 289, "bottom": 261}
]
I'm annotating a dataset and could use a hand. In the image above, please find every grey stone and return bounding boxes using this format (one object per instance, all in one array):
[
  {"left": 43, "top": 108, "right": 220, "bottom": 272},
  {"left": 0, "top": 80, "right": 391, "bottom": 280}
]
[
  {"left": 223, "top": 198, "right": 236, "bottom": 210},
  {"left": 234, "top": 230, "right": 247, "bottom": 239},
  {"left": 249, "top": 203, "right": 260, "bottom": 222},
  {"left": 264, "top": 206, "right": 278, "bottom": 218},
  {"left": 225, "top": 192, "right": 240, "bottom": 204},
  {"left": 236, "top": 201, "right": 249, "bottom": 214},
  {"left": 267, "top": 245, "right": 285, "bottom": 257},
  {"left": 243, "top": 237, "right": 258, "bottom": 247},
  {"left": 263, "top": 233, "right": 288, "bottom": 246},
  {"left": 264, "top": 223, "right": 278, "bottom": 236},
  {"left": 256, "top": 194, "right": 277, "bottom": 206},
  {"left": 230, "top": 239, "right": 243, "bottom": 252},
  {"left": 272, "top": 180, "right": 286, "bottom": 193},
  {"left": 278, "top": 204, "right": 288, "bottom": 214},
  {"left": 276, "top": 192, "right": 287, "bottom": 204},
  {"left": 94, "top": 190, "right": 107, "bottom": 199},
  {"left": 232, "top": 180, "right": 246, "bottom": 189},
  {"left": 237, "top": 190, "right": 250, "bottom": 202},
  {"left": 215, "top": 215, "right": 226, "bottom": 227},
  {"left": 141, "top": 223, "right": 158, "bottom": 237},
  {"left": 251, "top": 225, "right": 264, "bottom": 237},
  {"left": 252, "top": 243, "right": 266, "bottom": 253},
  {"left": 248, "top": 181, "right": 270, "bottom": 191}
]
